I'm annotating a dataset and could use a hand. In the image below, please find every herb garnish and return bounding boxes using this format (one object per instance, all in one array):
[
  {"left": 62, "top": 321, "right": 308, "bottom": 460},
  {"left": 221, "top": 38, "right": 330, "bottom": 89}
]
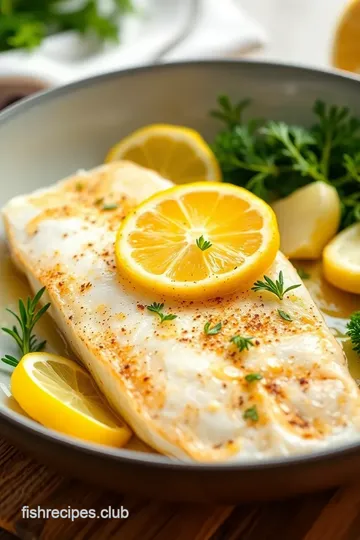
[
  {"left": 278, "top": 309, "right": 293, "bottom": 322},
  {"left": 1, "top": 287, "right": 50, "bottom": 368},
  {"left": 243, "top": 406, "right": 259, "bottom": 422},
  {"left": 230, "top": 335, "right": 254, "bottom": 352},
  {"left": 75, "top": 182, "right": 84, "bottom": 192},
  {"left": 245, "top": 373, "right": 263, "bottom": 383},
  {"left": 196, "top": 235, "right": 212, "bottom": 251},
  {"left": 297, "top": 268, "right": 310, "bottom": 280},
  {"left": 347, "top": 311, "right": 360, "bottom": 355},
  {"left": 147, "top": 303, "right": 177, "bottom": 324},
  {"left": 0, "top": 1, "right": 135, "bottom": 52},
  {"left": 204, "top": 322, "right": 222, "bottom": 335},
  {"left": 211, "top": 96, "right": 360, "bottom": 228},
  {"left": 102, "top": 203, "right": 118, "bottom": 211},
  {"left": 251, "top": 271, "right": 301, "bottom": 300}
]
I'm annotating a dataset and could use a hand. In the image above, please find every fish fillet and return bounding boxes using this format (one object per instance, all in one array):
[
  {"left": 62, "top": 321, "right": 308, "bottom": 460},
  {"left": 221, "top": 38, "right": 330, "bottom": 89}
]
[{"left": 3, "top": 161, "right": 360, "bottom": 461}]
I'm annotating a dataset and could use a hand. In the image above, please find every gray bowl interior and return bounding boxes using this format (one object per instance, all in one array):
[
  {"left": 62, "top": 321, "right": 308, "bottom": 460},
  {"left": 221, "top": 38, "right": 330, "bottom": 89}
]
[{"left": 1, "top": 61, "right": 360, "bottom": 205}]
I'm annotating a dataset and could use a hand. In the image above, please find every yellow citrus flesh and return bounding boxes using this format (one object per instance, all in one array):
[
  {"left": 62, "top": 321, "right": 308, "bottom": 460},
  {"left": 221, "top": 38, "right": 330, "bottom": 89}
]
[
  {"left": 115, "top": 182, "right": 280, "bottom": 299},
  {"left": 332, "top": 0, "right": 360, "bottom": 72},
  {"left": 272, "top": 182, "right": 341, "bottom": 259},
  {"left": 11, "top": 353, "right": 132, "bottom": 447},
  {"left": 105, "top": 124, "right": 222, "bottom": 183},
  {"left": 323, "top": 222, "right": 360, "bottom": 294}
]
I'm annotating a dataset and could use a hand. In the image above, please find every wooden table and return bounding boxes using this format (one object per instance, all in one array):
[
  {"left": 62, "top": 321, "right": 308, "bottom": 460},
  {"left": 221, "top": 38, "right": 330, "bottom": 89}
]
[{"left": 0, "top": 437, "right": 360, "bottom": 539}]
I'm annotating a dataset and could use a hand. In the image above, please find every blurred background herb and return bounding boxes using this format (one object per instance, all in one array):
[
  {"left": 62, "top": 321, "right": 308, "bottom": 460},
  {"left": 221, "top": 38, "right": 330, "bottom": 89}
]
[{"left": 0, "top": 0, "right": 134, "bottom": 51}]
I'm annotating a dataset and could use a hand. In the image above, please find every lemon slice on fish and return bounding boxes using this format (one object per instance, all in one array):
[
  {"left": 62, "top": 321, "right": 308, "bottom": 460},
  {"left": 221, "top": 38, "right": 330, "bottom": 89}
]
[
  {"left": 115, "top": 182, "right": 279, "bottom": 299},
  {"left": 11, "top": 352, "right": 132, "bottom": 447}
]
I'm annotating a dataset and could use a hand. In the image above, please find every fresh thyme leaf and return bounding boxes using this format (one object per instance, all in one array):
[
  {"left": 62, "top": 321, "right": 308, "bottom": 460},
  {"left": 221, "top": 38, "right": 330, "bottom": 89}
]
[
  {"left": 243, "top": 405, "right": 259, "bottom": 422},
  {"left": 278, "top": 309, "right": 293, "bottom": 322},
  {"left": 230, "top": 335, "right": 254, "bottom": 352},
  {"left": 297, "top": 268, "right": 310, "bottom": 280},
  {"left": 1, "top": 287, "right": 50, "bottom": 367},
  {"left": 147, "top": 302, "right": 177, "bottom": 324},
  {"left": 245, "top": 373, "right": 263, "bottom": 383},
  {"left": 211, "top": 95, "right": 360, "bottom": 228},
  {"left": 347, "top": 311, "right": 360, "bottom": 355},
  {"left": 196, "top": 235, "right": 212, "bottom": 251},
  {"left": 251, "top": 271, "right": 301, "bottom": 300},
  {"left": 204, "top": 322, "right": 222, "bottom": 335},
  {"left": 102, "top": 203, "right": 118, "bottom": 211}
]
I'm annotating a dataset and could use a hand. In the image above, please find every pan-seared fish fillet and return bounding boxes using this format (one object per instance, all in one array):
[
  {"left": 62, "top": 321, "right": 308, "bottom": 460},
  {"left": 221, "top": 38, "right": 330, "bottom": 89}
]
[{"left": 3, "top": 162, "right": 360, "bottom": 461}]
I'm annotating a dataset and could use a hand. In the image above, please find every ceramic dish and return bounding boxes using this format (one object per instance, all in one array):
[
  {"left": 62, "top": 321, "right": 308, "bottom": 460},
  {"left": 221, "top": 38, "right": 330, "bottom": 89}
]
[{"left": 0, "top": 61, "right": 360, "bottom": 503}]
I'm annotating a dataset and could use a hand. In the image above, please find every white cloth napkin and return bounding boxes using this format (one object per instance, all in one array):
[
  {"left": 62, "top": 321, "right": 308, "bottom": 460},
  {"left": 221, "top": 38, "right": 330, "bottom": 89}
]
[
  {"left": 0, "top": 0, "right": 265, "bottom": 85},
  {"left": 163, "top": 0, "right": 266, "bottom": 61}
]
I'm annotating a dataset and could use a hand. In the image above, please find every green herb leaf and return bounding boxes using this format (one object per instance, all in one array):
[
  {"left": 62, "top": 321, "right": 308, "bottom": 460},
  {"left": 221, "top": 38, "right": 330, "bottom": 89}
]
[
  {"left": 75, "top": 182, "right": 84, "bottom": 192},
  {"left": 278, "top": 309, "right": 293, "bottom": 322},
  {"left": 243, "top": 406, "right": 259, "bottom": 422},
  {"left": 196, "top": 235, "right": 212, "bottom": 251},
  {"left": 210, "top": 95, "right": 360, "bottom": 228},
  {"left": 102, "top": 203, "right": 118, "bottom": 211},
  {"left": 0, "top": 1, "right": 135, "bottom": 53},
  {"left": 204, "top": 322, "right": 222, "bottom": 335},
  {"left": 230, "top": 335, "right": 254, "bottom": 352},
  {"left": 297, "top": 268, "right": 310, "bottom": 280},
  {"left": 251, "top": 271, "right": 301, "bottom": 300},
  {"left": 245, "top": 373, "right": 263, "bottom": 383},
  {"left": 1, "top": 287, "right": 50, "bottom": 368},
  {"left": 147, "top": 302, "right": 177, "bottom": 324},
  {"left": 347, "top": 311, "right": 360, "bottom": 355}
]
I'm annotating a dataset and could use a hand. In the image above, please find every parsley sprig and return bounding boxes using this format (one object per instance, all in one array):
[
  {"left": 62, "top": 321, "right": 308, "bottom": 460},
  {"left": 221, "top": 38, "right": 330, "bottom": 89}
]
[
  {"left": 1, "top": 287, "right": 50, "bottom": 368},
  {"left": 278, "top": 309, "right": 293, "bottom": 322},
  {"left": 211, "top": 96, "right": 360, "bottom": 228},
  {"left": 196, "top": 236, "right": 212, "bottom": 251},
  {"left": 147, "top": 303, "right": 177, "bottom": 324},
  {"left": 204, "top": 322, "right": 222, "bottom": 335},
  {"left": 347, "top": 311, "right": 360, "bottom": 355},
  {"left": 251, "top": 271, "right": 301, "bottom": 300},
  {"left": 0, "top": 0, "right": 134, "bottom": 52},
  {"left": 243, "top": 405, "right": 259, "bottom": 422},
  {"left": 230, "top": 335, "right": 254, "bottom": 352},
  {"left": 245, "top": 373, "right": 262, "bottom": 383}
]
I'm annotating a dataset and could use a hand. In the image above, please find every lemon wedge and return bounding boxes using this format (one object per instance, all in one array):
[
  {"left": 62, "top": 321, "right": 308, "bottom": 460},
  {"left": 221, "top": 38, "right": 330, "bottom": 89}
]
[
  {"left": 115, "top": 182, "right": 279, "bottom": 299},
  {"left": 323, "top": 222, "right": 360, "bottom": 294},
  {"left": 104, "top": 124, "right": 222, "bottom": 184},
  {"left": 11, "top": 353, "right": 132, "bottom": 447},
  {"left": 332, "top": 0, "right": 360, "bottom": 72},
  {"left": 272, "top": 182, "right": 341, "bottom": 259}
]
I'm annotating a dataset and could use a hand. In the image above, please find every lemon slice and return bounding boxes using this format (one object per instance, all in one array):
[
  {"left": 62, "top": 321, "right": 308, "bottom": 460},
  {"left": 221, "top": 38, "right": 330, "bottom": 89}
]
[
  {"left": 332, "top": 0, "right": 360, "bottom": 72},
  {"left": 115, "top": 182, "right": 279, "bottom": 299},
  {"left": 11, "top": 353, "right": 132, "bottom": 447},
  {"left": 105, "top": 124, "right": 222, "bottom": 184},
  {"left": 323, "top": 222, "right": 360, "bottom": 294},
  {"left": 272, "top": 182, "right": 341, "bottom": 259}
]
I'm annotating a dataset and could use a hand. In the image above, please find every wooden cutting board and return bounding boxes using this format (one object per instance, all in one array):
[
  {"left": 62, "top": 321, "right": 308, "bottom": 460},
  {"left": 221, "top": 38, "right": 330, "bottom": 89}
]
[{"left": 0, "top": 438, "right": 360, "bottom": 539}]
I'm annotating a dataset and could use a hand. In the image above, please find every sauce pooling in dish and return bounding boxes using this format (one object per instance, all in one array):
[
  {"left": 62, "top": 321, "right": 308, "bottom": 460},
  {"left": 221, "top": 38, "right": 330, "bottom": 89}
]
[{"left": 292, "top": 260, "right": 360, "bottom": 381}]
